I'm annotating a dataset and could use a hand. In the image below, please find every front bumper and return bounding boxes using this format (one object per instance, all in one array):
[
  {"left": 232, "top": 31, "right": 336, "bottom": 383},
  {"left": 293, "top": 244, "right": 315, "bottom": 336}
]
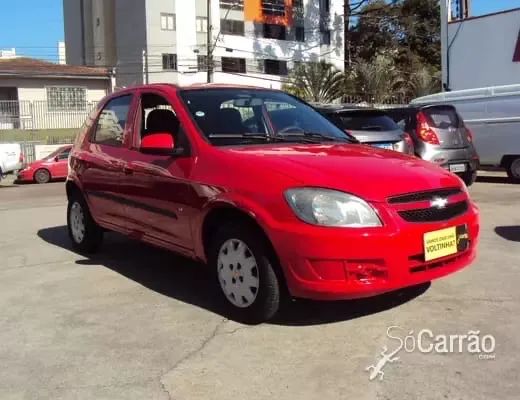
[
  {"left": 269, "top": 202, "right": 480, "bottom": 300},
  {"left": 16, "top": 169, "right": 33, "bottom": 182}
]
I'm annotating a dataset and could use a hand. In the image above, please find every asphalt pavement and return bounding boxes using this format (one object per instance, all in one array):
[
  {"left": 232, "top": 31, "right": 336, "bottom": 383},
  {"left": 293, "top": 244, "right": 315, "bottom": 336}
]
[{"left": 0, "top": 174, "right": 519, "bottom": 400}]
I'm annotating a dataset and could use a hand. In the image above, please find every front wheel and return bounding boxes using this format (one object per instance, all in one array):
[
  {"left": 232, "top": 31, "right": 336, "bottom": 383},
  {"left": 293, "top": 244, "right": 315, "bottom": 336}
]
[
  {"left": 209, "top": 223, "right": 283, "bottom": 324},
  {"left": 506, "top": 157, "right": 520, "bottom": 183},
  {"left": 34, "top": 168, "right": 51, "bottom": 184},
  {"left": 67, "top": 192, "right": 103, "bottom": 253}
]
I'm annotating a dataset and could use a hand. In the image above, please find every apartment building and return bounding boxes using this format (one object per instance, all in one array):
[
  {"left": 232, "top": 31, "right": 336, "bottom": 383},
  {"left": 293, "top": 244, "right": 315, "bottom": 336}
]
[{"left": 64, "top": 0, "right": 344, "bottom": 89}]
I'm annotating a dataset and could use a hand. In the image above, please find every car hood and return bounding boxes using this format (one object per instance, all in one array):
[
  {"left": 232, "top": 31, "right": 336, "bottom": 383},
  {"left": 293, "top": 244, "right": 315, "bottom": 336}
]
[{"left": 220, "top": 143, "right": 462, "bottom": 202}]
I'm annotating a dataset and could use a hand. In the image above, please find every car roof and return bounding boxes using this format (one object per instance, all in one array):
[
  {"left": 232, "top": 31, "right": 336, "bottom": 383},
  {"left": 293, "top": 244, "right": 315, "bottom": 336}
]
[
  {"left": 112, "top": 83, "right": 276, "bottom": 93},
  {"left": 316, "top": 105, "right": 389, "bottom": 114}
]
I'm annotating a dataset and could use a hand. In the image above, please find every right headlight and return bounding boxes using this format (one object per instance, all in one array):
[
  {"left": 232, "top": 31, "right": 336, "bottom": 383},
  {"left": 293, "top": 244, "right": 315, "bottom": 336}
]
[{"left": 284, "top": 188, "right": 382, "bottom": 227}]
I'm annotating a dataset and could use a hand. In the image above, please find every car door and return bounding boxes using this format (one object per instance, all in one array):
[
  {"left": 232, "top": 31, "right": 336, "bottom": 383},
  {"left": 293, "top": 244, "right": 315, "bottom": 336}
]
[
  {"left": 116, "top": 90, "right": 198, "bottom": 254},
  {"left": 79, "top": 93, "right": 137, "bottom": 231},
  {"left": 54, "top": 147, "right": 71, "bottom": 178}
]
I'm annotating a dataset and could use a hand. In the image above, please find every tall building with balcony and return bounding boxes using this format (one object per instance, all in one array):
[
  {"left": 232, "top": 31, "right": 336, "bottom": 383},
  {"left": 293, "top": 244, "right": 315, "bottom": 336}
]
[{"left": 64, "top": 0, "right": 344, "bottom": 88}]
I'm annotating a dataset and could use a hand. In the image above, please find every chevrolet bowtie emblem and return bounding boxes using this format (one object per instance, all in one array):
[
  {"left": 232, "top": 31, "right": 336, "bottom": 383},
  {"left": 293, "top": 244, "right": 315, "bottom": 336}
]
[{"left": 431, "top": 197, "right": 448, "bottom": 209}]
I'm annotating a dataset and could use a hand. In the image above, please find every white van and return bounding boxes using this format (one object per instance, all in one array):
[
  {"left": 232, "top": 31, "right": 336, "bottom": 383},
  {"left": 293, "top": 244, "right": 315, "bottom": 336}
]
[
  {"left": 412, "top": 84, "right": 520, "bottom": 181},
  {"left": 0, "top": 143, "right": 23, "bottom": 181}
]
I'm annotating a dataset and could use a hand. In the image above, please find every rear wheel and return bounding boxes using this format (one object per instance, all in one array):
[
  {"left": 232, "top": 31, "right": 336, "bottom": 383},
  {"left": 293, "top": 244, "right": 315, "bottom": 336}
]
[
  {"left": 209, "top": 223, "right": 282, "bottom": 324},
  {"left": 506, "top": 157, "right": 520, "bottom": 183},
  {"left": 34, "top": 168, "right": 51, "bottom": 184},
  {"left": 67, "top": 192, "right": 103, "bottom": 253}
]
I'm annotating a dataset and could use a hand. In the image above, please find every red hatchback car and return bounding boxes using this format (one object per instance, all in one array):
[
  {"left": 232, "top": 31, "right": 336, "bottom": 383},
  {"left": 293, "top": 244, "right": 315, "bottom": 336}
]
[
  {"left": 18, "top": 145, "right": 72, "bottom": 184},
  {"left": 66, "top": 84, "right": 480, "bottom": 322}
]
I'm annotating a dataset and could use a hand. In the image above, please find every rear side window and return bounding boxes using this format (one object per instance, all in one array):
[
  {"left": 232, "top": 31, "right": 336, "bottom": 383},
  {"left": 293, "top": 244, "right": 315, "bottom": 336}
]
[
  {"left": 422, "top": 106, "right": 462, "bottom": 129},
  {"left": 58, "top": 148, "right": 71, "bottom": 160},
  {"left": 92, "top": 95, "right": 133, "bottom": 146},
  {"left": 336, "top": 111, "right": 400, "bottom": 131}
]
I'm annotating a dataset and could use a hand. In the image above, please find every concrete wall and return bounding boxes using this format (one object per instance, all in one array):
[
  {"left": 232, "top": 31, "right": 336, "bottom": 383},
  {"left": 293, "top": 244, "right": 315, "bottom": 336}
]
[
  {"left": 0, "top": 77, "right": 109, "bottom": 129},
  {"left": 63, "top": 0, "right": 84, "bottom": 65},
  {"left": 114, "top": 0, "right": 147, "bottom": 88},
  {"left": 443, "top": 9, "right": 520, "bottom": 91}
]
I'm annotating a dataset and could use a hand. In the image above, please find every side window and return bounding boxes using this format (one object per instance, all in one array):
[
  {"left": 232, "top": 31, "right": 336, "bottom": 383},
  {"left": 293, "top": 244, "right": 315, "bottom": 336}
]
[
  {"left": 58, "top": 148, "right": 71, "bottom": 160},
  {"left": 92, "top": 95, "right": 133, "bottom": 146},
  {"left": 139, "top": 92, "right": 189, "bottom": 150}
]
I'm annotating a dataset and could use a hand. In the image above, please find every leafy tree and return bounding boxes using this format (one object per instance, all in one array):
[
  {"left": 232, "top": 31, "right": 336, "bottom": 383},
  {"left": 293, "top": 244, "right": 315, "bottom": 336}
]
[
  {"left": 284, "top": 62, "right": 345, "bottom": 103},
  {"left": 349, "top": 53, "right": 406, "bottom": 102}
]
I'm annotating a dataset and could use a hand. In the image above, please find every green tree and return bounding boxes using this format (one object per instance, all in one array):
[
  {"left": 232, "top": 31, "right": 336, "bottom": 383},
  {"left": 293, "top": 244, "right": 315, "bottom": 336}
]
[
  {"left": 350, "top": 53, "right": 406, "bottom": 102},
  {"left": 283, "top": 62, "right": 345, "bottom": 103}
]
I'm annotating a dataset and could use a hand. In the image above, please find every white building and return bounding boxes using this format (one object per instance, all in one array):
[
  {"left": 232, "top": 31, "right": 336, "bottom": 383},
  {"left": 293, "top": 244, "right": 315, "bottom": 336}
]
[
  {"left": 441, "top": 1, "right": 520, "bottom": 91},
  {"left": 0, "top": 58, "right": 111, "bottom": 129},
  {"left": 0, "top": 48, "right": 19, "bottom": 59},
  {"left": 63, "top": 0, "right": 344, "bottom": 89}
]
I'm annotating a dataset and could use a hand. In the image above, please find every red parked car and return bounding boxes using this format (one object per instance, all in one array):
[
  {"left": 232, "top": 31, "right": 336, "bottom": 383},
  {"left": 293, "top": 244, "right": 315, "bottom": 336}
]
[
  {"left": 17, "top": 145, "right": 72, "bottom": 184},
  {"left": 66, "top": 84, "right": 480, "bottom": 322}
]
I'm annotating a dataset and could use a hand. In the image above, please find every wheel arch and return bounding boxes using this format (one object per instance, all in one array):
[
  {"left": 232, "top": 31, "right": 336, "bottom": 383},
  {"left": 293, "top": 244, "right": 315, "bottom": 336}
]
[{"left": 200, "top": 204, "right": 289, "bottom": 292}]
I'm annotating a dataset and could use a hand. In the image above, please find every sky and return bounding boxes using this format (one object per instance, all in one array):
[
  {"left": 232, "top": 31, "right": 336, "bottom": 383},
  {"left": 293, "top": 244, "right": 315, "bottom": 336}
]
[{"left": 0, "top": 0, "right": 519, "bottom": 62}]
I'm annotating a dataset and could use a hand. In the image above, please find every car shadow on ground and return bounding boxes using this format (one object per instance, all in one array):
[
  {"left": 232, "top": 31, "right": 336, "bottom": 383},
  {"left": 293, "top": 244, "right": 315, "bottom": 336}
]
[
  {"left": 495, "top": 226, "right": 520, "bottom": 242},
  {"left": 476, "top": 176, "right": 513, "bottom": 185},
  {"left": 37, "top": 225, "right": 430, "bottom": 326}
]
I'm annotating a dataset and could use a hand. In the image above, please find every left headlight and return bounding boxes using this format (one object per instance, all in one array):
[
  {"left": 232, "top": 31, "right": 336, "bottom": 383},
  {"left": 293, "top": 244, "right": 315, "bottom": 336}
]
[{"left": 285, "top": 188, "right": 382, "bottom": 228}]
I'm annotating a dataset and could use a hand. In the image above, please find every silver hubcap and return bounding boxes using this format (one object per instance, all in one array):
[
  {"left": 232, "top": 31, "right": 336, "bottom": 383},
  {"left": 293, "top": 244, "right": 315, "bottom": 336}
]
[
  {"left": 511, "top": 159, "right": 520, "bottom": 178},
  {"left": 36, "top": 170, "right": 48, "bottom": 182},
  {"left": 70, "top": 202, "right": 85, "bottom": 244},
  {"left": 217, "top": 239, "right": 259, "bottom": 308}
]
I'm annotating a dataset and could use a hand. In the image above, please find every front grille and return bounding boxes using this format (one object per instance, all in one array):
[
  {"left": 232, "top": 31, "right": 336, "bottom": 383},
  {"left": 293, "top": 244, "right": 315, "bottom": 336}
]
[
  {"left": 398, "top": 201, "right": 468, "bottom": 222},
  {"left": 388, "top": 188, "right": 462, "bottom": 204}
]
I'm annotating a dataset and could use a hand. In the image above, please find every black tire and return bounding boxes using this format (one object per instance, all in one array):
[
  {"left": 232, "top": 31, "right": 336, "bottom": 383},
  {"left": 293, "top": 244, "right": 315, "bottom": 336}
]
[
  {"left": 67, "top": 191, "right": 103, "bottom": 253},
  {"left": 506, "top": 157, "right": 520, "bottom": 183},
  {"left": 461, "top": 170, "right": 477, "bottom": 187},
  {"left": 208, "top": 223, "right": 283, "bottom": 324},
  {"left": 34, "top": 168, "right": 51, "bottom": 184}
]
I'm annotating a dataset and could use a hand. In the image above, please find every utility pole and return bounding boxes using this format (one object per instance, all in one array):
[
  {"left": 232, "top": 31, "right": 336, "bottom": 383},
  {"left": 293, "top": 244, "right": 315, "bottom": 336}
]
[
  {"left": 343, "top": 1, "right": 350, "bottom": 71},
  {"left": 207, "top": 0, "right": 213, "bottom": 83}
]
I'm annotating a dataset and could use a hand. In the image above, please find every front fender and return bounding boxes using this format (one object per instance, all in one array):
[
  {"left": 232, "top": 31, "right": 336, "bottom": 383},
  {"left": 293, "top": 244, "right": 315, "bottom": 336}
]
[{"left": 192, "top": 192, "right": 280, "bottom": 261}]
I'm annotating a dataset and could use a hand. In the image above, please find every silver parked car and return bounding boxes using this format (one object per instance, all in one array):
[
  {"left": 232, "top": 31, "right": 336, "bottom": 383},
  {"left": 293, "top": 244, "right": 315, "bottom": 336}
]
[
  {"left": 386, "top": 105, "right": 479, "bottom": 186},
  {"left": 316, "top": 106, "right": 415, "bottom": 155},
  {"left": 412, "top": 84, "right": 520, "bottom": 182}
]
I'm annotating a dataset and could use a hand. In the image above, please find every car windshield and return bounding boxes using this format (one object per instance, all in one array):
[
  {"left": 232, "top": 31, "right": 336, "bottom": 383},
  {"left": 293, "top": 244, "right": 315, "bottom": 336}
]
[
  {"left": 43, "top": 147, "right": 67, "bottom": 160},
  {"left": 332, "top": 110, "right": 400, "bottom": 132},
  {"left": 179, "top": 88, "right": 353, "bottom": 146}
]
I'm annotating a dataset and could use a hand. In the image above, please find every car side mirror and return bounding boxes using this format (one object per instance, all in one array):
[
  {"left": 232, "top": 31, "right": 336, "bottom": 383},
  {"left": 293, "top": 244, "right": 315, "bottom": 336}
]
[
  {"left": 54, "top": 156, "right": 59, "bottom": 162},
  {"left": 140, "top": 132, "right": 182, "bottom": 156}
]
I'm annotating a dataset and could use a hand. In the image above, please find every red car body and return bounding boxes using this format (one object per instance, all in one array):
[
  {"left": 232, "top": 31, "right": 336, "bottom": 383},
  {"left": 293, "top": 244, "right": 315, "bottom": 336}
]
[
  {"left": 67, "top": 84, "right": 479, "bottom": 315},
  {"left": 17, "top": 145, "right": 72, "bottom": 183}
]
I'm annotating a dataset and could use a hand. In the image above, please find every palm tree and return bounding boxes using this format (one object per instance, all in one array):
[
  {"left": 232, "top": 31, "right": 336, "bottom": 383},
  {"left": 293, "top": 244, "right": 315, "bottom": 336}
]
[
  {"left": 407, "top": 65, "right": 441, "bottom": 98},
  {"left": 283, "top": 61, "right": 345, "bottom": 103},
  {"left": 351, "top": 53, "right": 405, "bottom": 103}
]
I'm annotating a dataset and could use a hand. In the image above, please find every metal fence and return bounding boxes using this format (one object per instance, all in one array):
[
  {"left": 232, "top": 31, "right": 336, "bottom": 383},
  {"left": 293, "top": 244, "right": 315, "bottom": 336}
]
[{"left": 0, "top": 100, "right": 97, "bottom": 130}]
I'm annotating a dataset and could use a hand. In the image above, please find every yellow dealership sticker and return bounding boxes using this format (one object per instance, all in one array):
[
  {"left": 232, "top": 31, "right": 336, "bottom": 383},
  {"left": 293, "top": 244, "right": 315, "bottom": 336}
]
[{"left": 424, "top": 227, "right": 458, "bottom": 261}]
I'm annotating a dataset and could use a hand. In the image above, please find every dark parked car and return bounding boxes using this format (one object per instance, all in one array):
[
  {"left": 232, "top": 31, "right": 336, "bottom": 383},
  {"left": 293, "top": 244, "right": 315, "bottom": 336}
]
[
  {"left": 386, "top": 105, "right": 479, "bottom": 186},
  {"left": 316, "top": 106, "right": 415, "bottom": 155}
]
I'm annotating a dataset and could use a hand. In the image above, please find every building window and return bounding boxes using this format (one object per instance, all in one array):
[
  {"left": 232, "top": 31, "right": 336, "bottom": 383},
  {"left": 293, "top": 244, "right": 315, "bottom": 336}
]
[
  {"left": 262, "top": 0, "right": 285, "bottom": 16},
  {"left": 46, "top": 87, "right": 87, "bottom": 111},
  {"left": 197, "top": 55, "right": 208, "bottom": 71},
  {"left": 295, "top": 26, "right": 304, "bottom": 42},
  {"left": 220, "top": 0, "right": 244, "bottom": 10},
  {"left": 221, "top": 19, "right": 245, "bottom": 36},
  {"left": 320, "top": 0, "right": 330, "bottom": 13},
  {"left": 263, "top": 23, "right": 286, "bottom": 40},
  {"left": 264, "top": 59, "right": 288, "bottom": 75},
  {"left": 162, "top": 53, "right": 178, "bottom": 70},
  {"left": 221, "top": 57, "right": 246, "bottom": 73},
  {"left": 321, "top": 30, "right": 331, "bottom": 45},
  {"left": 160, "top": 13, "right": 176, "bottom": 31},
  {"left": 196, "top": 17, "right": 208, "bottom": 33}
]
